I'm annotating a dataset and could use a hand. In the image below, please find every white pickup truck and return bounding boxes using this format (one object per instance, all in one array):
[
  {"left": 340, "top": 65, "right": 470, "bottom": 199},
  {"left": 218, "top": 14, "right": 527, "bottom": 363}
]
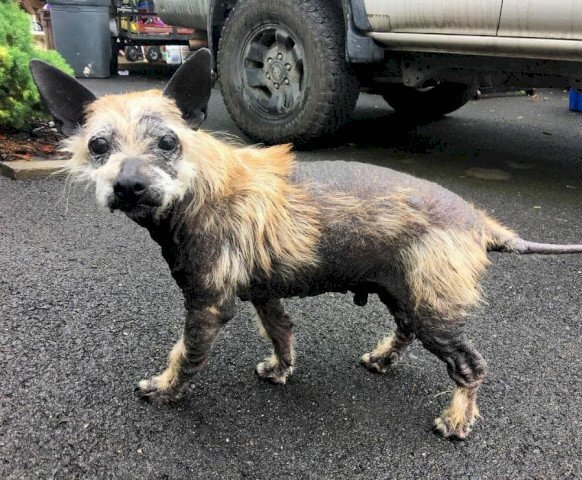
[{"left": 155, "top": 0, "right": 582, "bottom": 145}]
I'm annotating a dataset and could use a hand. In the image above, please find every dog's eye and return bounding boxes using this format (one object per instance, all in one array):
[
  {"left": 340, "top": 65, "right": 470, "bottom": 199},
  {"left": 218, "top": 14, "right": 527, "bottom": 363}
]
[
  {"left": 158, "top": 135, "right": 177, "bottom": 151},
  {"left": 89, "top": 137, "right": 110, "bottom": 155}
]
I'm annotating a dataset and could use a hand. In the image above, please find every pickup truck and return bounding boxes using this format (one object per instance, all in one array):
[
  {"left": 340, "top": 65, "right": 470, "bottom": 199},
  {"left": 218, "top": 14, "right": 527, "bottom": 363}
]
[{"left": 155, "top": 0, "right": 582, "bottom": 145}]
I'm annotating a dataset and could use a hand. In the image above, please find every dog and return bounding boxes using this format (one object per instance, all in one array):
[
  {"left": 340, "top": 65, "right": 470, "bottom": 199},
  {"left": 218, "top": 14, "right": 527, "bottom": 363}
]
[{"left": 30, "top": 49, "right": 582, "bottom": 439}]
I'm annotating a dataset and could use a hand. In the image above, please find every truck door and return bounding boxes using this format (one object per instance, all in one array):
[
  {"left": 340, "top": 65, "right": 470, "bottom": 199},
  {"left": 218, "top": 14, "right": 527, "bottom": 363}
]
[
  {"left": 498, "top": 0, "right": 582, "bottom": 39},
  {"left": 363, "top": 0, "right": 503, "bottom": 36}
]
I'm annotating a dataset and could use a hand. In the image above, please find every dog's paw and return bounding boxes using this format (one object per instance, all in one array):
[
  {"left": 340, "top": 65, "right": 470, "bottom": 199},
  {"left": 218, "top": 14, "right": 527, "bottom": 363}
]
[
  {"left": 255, "top": 359, "right": 293, "bottom": 385},
  {"left": 433, "top": 414, "right": 475, "bottom": 440},
  {"left": 136, "top": 377, "right": 182, "bottom": 404},
  {"left": 360, "top": 351, "right": 399, "bottom": 374}
]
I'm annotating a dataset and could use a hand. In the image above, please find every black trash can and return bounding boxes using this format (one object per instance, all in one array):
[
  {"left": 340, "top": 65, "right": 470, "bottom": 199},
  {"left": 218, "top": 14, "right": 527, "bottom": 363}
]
[{"left": 50, "top": 0, "right": 112, "bottom": 78}]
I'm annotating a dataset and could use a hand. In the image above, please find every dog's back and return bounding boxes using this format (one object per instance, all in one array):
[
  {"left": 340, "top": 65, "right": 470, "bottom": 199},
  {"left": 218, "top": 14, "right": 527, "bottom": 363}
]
[{"left": 293, "top": 160, "right": 484, "bottom": 231}]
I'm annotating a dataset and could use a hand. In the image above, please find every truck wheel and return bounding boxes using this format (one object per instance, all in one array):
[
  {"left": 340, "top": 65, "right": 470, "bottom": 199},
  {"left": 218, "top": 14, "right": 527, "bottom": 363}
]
[
  {"left": 218, "top": 0, "right": 359, "bottom": 146},
  {"left": 382, "top": 82, "right": 477, "bottom": 120}
]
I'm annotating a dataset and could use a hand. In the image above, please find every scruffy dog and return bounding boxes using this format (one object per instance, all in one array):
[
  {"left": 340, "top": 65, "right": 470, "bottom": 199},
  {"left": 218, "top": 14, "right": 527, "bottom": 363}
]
[{"left": 30, "top": 50, "right": 581, "bottom": 439}]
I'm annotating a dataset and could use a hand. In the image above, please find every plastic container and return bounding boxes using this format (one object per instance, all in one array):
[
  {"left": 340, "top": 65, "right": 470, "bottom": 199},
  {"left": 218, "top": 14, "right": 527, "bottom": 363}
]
[
  {"left": 163, "top": 45, "right": 182, "bottom": 65},
  {"left": 569, "top": 89, "right": 582, "bottom": 112},
  {"left": 50, "top": 4, "right": 112, "bottom": 78}
]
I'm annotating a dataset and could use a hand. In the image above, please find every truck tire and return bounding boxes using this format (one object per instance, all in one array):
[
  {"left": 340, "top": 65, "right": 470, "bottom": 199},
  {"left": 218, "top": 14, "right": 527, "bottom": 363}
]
[
  {"left": 382, "top": 82, "right": 477, "bottom": 120},
  {"left": 218, "top": 0, "right": 359, "bottom": 146}
]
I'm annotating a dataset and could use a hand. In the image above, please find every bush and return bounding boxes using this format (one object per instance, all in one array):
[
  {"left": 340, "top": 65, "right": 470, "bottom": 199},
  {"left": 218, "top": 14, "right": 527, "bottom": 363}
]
[{"left": 0, "top": 0, "right": 73, "bottom": 130}]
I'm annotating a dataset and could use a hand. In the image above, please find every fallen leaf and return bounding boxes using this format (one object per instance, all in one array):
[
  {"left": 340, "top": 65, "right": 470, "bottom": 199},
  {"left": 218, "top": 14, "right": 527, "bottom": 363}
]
[
  {"left": 38, "top": 143, "right": 56, "bottom": 154},
  {"left": 465, "top": 167, "right": 511, "bottom": 181}
]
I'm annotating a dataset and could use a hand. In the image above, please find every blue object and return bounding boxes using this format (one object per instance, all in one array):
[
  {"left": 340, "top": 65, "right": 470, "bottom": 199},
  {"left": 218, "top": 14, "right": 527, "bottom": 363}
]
[{"left": 569, "top": 89, "right": 582, "bottom": 112}]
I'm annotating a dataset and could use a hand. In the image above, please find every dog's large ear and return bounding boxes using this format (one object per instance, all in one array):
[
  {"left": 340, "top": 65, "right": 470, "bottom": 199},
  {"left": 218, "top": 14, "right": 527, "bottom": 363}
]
[
  {"left": 163, "top": 48, "right": 212, "bottom": 129},
  {"left": 29, "top": 60, "right": 97, "bottom": 136}
]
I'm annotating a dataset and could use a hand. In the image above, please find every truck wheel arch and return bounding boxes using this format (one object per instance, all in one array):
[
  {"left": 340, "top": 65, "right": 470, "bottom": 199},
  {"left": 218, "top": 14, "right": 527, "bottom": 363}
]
[{"left": 206, "top": 0, "right": 382, "bottom": 66}]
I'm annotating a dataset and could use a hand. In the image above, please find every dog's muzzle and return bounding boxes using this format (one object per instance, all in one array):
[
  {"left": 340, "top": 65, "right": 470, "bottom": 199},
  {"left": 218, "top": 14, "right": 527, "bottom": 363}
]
[{"left": 110, "top": 160, "right": 161, "bottom": 212}]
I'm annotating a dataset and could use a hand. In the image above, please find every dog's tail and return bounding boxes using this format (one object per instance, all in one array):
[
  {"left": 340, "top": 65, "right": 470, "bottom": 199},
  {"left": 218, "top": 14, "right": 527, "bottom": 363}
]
[{"left": 483, "top": 215, "right": 582, "bottom": 254}]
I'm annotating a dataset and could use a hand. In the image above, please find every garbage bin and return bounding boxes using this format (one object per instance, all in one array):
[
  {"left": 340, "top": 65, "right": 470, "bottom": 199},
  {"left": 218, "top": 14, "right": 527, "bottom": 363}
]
[{"left": 50, "top": 0, "right": 112, "bottom": 78}]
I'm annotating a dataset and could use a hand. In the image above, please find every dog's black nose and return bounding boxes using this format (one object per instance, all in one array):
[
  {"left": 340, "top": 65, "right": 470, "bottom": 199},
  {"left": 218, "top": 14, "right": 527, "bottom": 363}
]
[
  {"left": 113, "top": 177, "right": 147, "bottom": 202},
  {"left": 113, "top": 159, "right": 151, "bottom": 206}
]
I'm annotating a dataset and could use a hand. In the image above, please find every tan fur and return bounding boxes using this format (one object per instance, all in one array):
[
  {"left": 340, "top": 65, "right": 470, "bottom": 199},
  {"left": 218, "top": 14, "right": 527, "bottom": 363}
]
[
  {"left": 321, "top": 191, "right": 490, "bottom": 321},
  {"left": 361, "top": 332, "right": 399, "bottom": 372},
  {"left": 399, "top": 228, "right": 490, "bottom": 319},
  {"left": 185, "top": 135, "right": 321, "bottom": 296},
  {"left": 373, "top": 332, "right": 397, "bottom": 357},
  {"left": 361, "top": 327, "right": 417, "bottom": 373},
  {"left": 262, "top": 352, "right": 280, "bottom": 370},
  {"left": 323, "top": 189, "right": 429, "bottom": 241},
  {"left": 288, "top": 337, "right": 296, "bottom": 367},
  {"left": 61, "top": 91, "right": 321, "bottom": 299},
  {"left": 62, "top": 91, "right": 198, "bottom": 212},
  {"left": 63, "top": 91, "right": 182, "bottom": 174},
  {"left": 481, "top": 213, "right": 518, "bottom": 250},
  {"left": 153, "top": 336, "right": 186, "bottom": 391},
  {"left": 254, "top": 313, "right": 269, "bottom": 339},
  {"left": 256, "top": 345, "right": 296, "bottom": 384},
  {"left": 437, "top": 386, "right": 480, "bottom": 431}
]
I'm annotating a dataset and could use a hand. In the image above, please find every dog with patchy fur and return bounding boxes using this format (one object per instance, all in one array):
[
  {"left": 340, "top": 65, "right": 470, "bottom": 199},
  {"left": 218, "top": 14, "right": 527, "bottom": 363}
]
[{"left": 30, "top": 50, "right": 582, "bottom": 439}]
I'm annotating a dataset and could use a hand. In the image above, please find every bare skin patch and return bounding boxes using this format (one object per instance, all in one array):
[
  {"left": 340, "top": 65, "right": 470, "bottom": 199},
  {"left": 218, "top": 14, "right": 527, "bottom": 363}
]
[{"left": 253, "top": 299, "right": 295, "bottom": 385}]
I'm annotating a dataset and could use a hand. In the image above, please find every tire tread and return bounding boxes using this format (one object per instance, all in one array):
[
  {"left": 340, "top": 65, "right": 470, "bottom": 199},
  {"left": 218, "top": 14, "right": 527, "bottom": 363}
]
[{"left": 218, "top": 0, "right": 359, "bottom": 145}]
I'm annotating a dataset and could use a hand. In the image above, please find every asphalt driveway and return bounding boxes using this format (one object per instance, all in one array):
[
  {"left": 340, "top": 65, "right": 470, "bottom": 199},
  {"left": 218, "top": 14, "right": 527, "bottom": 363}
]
[{"left": 1, "top": 71, "right": 581, "bottom": 479}]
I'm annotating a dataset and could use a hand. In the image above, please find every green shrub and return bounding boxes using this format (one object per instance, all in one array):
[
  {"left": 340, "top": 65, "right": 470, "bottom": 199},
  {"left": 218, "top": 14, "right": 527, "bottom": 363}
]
[{"left": 0, "top": 0, "right": 73, "bottom": 130}]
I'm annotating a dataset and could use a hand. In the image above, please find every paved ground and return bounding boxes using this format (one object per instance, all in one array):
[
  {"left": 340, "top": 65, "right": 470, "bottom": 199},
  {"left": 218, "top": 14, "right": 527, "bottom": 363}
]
[{"left": 1, "top": 69, "right": 581, "bottom": 479}]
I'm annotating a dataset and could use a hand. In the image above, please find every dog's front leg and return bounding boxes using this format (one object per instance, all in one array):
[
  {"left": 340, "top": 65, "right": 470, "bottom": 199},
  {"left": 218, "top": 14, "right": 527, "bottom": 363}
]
[
  {"left": 137, "top": 302, "right": 235, "bottom": 404},
  {"left": 253, "top": 299, "right": 295, "bottom": 384}
]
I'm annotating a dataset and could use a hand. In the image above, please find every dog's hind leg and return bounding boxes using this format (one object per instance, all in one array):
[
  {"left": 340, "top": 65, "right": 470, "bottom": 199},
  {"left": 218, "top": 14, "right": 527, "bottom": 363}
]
[
  {"left": 360, "top": 291, "right": 416, "bottom": 373},
  {"left": 360, "top": 326, "right": 415, "bottom": 373},
  {"left": 252, "top": 298, "right": 295, "bottom": 385},
  {"left": 137, "top": 302, "right": 235, "bottom": 404},
  {"left": 417, "top": 322, "right": 487, "bottom": 440}
]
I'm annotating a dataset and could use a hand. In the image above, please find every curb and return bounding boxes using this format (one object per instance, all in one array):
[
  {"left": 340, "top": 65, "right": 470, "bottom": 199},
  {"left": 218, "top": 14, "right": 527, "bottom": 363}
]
[{"left": 0, "top": 159, "right": 68, "bottom": 180}]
